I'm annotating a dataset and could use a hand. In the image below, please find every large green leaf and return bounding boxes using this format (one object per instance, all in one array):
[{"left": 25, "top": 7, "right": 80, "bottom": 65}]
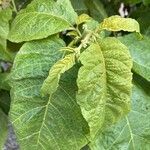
[
  {"left": 41, "top": 53, "right": 75, "bottom": 96},
  {"left": 90, "top": 81, "right": 150, "bottom": 150},
  {"left": 100, "top": 15, "right": 140, "bottom": 33},
  {"left": 77, "top": 38, "right": 132, "bottom": 139},
  {"left": 8, "top": 0, "right": 77, "bottom": 42},
  {"left": 119, "top": 34, "right": 150, "bottom": 82},
  {"left": 9, "top": 36, "right": 89, "bottom": 149},
  {"left": 0, "top": 108, "right": 8, "bottom": 150}
]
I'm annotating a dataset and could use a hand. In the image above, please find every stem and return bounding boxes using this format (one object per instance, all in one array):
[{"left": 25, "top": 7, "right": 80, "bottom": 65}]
[
  {"left": 11, "top": 0, "right": 17, "bottom": 12},
  {"left": 76, "top": 26, "right": 82, "bottom": 37},
  {"left": 75, "top": 31, "right": 93, "bottom": 58}
]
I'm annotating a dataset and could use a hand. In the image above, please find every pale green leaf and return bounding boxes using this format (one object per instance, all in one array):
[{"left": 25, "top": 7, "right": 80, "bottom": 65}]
[
  {"left": 66, "top": 31, "right": 79, "bottom": 37},
  {"left": 90, "top": 81, "right": 150, "bottom": 150},
  {"left": 119, "top": 34, "right": 150, "bottom": 82},
  {"left": 41, "top": 53, "right": 75, "bottom": 96},
  {"left": 77, "top": 38, "right": 132, "bottom": 139},
  {"left": 0, "top": 8, "right": 13, "bottom": 61},
  {"left": 100, "top": 15, "right": 140, "bottom": 33},
  {"left": 0, "top": 108, "right": 8, "bottom": 150},
  {"left": 9, "top": 0, "right": 77, "bottom": 42},
  {"left": 9, "top": 36, "right": 89, "bottom": 150},
  {"left": 0, "top": 8, "right": 12, "bottom": 39},
  {"left": 76, "top": 14, "right": 91, "bottom": 25}
]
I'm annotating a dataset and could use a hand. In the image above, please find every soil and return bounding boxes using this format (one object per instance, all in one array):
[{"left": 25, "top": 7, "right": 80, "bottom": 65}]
[{"left": 3, "top": 124, "right": 19, "bottom": 150}]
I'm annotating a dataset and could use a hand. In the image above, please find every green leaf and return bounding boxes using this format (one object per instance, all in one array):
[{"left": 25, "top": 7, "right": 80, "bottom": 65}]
[
  {"left": 41, "top": 53, "right": 75, "bottom": 96},
  {"left": 70, "top": 0, "right": 88, "bottom": 15},
  {"left": 124, "top": 0, "right": 142, "bottom": 4},
  {"left": 119, "top": 34, "right": 150, "bottom": 82},
  {"left": 0, "top": 8, "right": 13, "bottom": 61},
  {"left": 100, "top": 15, "right": 140, "bottom": 33},
  {"left": 0, "top": 8, "right": 12, "bottom": 39},
  {"left": 76, "top": 14, "right": 91, "bottom": 25},
  {"left": 0, "top": 36, "right": 14, "bottom": 61},
  {"left": 77, "top": 38, "right": 132, "bottom": 139},
  {"left": 143, "top": 0, "right": 150, "bottom": 5},
  {"left": 0, "top": 73, "right": 10, "bottom": 91},
  {"left": 0, "top": 90, "right": 10, "bottom": 114},
  {"left": 84, "top": 0, "right": 107, "bottom": 22},
  {"left": 9, "top": 36, "right": 89, "bottom": 149},
  {"left": 131, "top": 7, "right": 150, "bottom": 36},
  {"left": 8, "top": 0, "right": 77, "bottom": 42},
  {"left": 90, "top": 81, "right": 150, "bottom": 150},
  {"left": 0, "top": 108, "right": 8, "bottom": 150},
  {"left": 124, "top": 0, "right": 150, "bottom": 5}
]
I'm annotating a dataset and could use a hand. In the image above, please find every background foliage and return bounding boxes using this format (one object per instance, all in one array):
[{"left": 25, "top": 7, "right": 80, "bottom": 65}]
[{"left": 0, "top": 0, "right": 150, "bottom": 150}]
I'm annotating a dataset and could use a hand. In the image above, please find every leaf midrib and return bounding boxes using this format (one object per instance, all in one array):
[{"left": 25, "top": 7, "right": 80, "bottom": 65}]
[{"left": 36, "top": 85, "right": 80, "bottom": 149}]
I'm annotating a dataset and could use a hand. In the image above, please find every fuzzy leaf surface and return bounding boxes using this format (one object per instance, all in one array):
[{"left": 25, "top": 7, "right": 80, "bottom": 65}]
[
  {"left": 77, "top": 38, "right": 132, "bottom": 139},
  {"left": 9, "top": 36, "right": 88, "bottom": 150},
  {"left": 8, "top": 0, "right": 77, "bottom": 42},
  {"left": 100, "top": 15, "right": 140, "bottom": 33},
  {"left": 90, "top": 81, "right": 150, "bottom": 150},
  {"left": 41, "top": 53, "right": 75, "bottom": 96}
]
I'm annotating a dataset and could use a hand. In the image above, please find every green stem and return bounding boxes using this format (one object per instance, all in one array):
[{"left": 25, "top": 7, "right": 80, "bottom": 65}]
[{"left": 11, "top": 0, "right": 17, "bottom": 12}]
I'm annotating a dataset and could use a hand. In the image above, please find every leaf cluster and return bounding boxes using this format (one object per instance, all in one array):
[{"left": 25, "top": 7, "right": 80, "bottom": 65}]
[{"left": 0, "top": 0, "right": 150, "bottom": 150}]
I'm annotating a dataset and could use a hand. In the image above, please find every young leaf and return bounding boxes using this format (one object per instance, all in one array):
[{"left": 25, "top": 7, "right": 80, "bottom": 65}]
[
  {"left": 76, "top": 14, "right": 91, "bottom": 25},
  {"left": 9, "top": 37, "right": 89, "bottom": 149},
  {"left": 119, "top": 34, "right": 150, "bottom": 82},
  {"left": 100, "top": 15, "right": 140, "bottom": 33},
  {"left": 41, "top": 53, "right": 75, "bottom": 96},
  {"left": 0, "top": 109, "right": 8, "bottom": 150},
  {"left": 8, "top": 0, "right": 77, "bottom": 42},
  {"left": 89, "top": 81, "right": 150, "bottom": 150},
  {"left": 77, "top": 38, "right": 132, "bottom": 139}
]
